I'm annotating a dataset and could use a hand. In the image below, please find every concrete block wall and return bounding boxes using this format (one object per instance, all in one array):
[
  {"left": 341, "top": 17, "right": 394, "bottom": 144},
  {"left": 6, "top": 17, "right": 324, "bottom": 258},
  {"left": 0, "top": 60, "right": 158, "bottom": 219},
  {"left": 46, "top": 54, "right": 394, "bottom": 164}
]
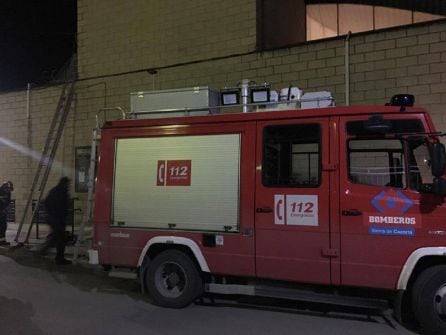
[
  {"left": 0, "top": 0, "right": 445, "bottom": 226},
  {"left": 348, "top": 22, "right": 446, "bottom": 127},
  {"left": 75, "top": 18, "right": 446, "bottom": 125},
  {"left": 0, "top": 85, "right": 78, "bottom": 226},
  {"left": 77, "top": 0, "right": 257, "bottom": 79}
]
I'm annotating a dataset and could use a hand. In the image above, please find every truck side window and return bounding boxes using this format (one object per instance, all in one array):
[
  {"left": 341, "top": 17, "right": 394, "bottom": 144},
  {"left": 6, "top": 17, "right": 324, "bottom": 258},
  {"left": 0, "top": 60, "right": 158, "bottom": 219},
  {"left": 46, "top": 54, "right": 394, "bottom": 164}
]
[
  {"left": 408, "top": 137, "right": 434, "bottom": 191},
  {"left": 348, "top": 139, "right": 406, "bottom": 188},
  {"left": 263, "top": 124, "right": 320, "bottom": 187}
]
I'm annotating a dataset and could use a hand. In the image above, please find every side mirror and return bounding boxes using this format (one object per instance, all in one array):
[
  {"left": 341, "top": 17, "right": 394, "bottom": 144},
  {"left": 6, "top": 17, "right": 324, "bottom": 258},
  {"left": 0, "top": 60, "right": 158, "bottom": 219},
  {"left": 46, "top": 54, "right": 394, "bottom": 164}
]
[
  {"left": 431, "top": 143, "right": 446, "bottom": 177},
  {"left": 433, "top": 177, "right": 446, "bottom": 196}
]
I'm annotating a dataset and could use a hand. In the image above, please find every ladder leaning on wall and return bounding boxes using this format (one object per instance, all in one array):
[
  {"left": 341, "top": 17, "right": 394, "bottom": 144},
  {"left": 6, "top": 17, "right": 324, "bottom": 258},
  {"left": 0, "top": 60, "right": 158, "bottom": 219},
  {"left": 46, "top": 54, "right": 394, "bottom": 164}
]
[
  {"left": 71, "top": 107, "right": 126, "bottom": 262},
  {"left": 71, "top": 127, "right": 98, "bottom": 262},
  {"left": 14, "top": 81, "right": 76, "bottom": 245}
]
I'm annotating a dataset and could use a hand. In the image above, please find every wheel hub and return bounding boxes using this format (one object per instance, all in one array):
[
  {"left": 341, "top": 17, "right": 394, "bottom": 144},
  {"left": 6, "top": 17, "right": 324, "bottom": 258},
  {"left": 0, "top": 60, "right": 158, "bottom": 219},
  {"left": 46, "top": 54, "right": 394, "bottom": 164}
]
[
  {"left": 434, "top": 284, "right": 446, "bottom": 319},
  {"left": 166, "top": 272, "right": 181, "bottom": 288},
  {"left": 155, "top": 262, "right": 187, "bottom": 298}
]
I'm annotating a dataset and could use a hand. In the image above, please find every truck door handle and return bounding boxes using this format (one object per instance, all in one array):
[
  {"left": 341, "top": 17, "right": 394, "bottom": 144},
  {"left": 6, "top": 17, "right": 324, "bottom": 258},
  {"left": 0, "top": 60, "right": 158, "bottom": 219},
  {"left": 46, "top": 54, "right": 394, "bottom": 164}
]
[
  {"left": 342, "top": 209, "right": 362, "bottom": 216},
  {"left": 256, "top": 207, "right": 273, "bottom": 213}
]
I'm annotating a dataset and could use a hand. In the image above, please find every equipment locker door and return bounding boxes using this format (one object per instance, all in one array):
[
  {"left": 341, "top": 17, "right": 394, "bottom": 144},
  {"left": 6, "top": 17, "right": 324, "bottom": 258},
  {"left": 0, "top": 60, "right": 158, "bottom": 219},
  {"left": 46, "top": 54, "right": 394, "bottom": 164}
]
[
  {"left": 255, "top": 119, "right": 332, "bottom": 284},
  {"left": 105, "top": 122, "right": 257, "bottom": 276}
]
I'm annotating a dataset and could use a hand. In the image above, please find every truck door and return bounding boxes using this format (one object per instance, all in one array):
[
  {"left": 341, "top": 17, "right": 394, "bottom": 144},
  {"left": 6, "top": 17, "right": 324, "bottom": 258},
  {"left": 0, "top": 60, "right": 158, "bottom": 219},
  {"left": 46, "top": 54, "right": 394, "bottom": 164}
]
[
  {"left": 338, "top": 115, "right": 433, "bottom": 289},
  {"left": 255, "top": 119, "right": 333, "bottom": 284}
]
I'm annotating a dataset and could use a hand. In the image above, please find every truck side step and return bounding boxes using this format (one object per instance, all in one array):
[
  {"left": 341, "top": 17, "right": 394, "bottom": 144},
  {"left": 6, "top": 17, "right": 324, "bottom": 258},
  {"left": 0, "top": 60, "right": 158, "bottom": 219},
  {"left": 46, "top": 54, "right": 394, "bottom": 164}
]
[
  {"left": 205, "top": 283, "right": 389, "bottom": 311},
  {"left": 108, "top": 269, "right": 138, "bottom": 279}
]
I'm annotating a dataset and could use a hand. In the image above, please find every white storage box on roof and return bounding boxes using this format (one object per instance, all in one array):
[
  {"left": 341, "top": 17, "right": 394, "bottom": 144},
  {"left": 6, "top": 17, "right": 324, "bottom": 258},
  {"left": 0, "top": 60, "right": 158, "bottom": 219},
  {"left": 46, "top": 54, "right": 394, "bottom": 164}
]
[
  {"left": 130, "top": 86, "right": 220, "bottom": 119},
  {"left": 300, "top": 91, "right": 334, "bottom": 109}
]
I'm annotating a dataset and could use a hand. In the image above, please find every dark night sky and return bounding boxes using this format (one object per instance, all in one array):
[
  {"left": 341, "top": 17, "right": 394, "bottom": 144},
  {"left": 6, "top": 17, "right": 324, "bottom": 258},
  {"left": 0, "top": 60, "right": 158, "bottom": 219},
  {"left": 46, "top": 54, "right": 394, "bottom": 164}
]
[{"left": 0, "top": 0, "right": 76, "bottom": 92}]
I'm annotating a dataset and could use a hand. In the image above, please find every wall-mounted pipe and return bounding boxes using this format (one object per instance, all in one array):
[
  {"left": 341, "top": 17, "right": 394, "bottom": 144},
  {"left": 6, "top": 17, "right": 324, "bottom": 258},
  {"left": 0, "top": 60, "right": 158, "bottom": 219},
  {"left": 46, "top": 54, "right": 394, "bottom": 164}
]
[
  {"left": 96, "top": 107, "right": 126, "bottom": 128},
  {"left": 345, "top": 31, "right": 351, "bottom": 106},
  {"left": 147, "top": 69, "right": 158, "bottom": 90},
  {"left": 26, "top": 83, "right": 32, "bottom": 119},
  {"left": 26, "top": 83, "right": 33, "bottom": 171}
]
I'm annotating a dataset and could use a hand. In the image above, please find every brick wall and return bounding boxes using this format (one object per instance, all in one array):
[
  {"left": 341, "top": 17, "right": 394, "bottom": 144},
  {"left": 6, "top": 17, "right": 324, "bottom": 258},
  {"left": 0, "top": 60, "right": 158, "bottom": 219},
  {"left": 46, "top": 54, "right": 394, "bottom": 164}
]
[{"left": 0, "top": 0, "right": 445, "bottom": 224}]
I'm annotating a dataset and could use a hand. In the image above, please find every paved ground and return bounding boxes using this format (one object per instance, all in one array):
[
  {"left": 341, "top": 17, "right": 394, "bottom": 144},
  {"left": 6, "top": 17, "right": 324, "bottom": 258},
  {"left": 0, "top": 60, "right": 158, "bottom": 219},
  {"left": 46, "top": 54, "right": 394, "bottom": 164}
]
[{"left": 0, "top": 245, "right": 416, "bottom": 335}]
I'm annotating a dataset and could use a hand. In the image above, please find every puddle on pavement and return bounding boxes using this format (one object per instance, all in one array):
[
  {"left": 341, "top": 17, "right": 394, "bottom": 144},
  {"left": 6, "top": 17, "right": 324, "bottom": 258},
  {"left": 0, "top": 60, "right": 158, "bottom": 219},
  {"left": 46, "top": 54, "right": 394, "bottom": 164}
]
[
  {"left": 0, "top": 246, "right": 144, "bottom": 301},
  {"left": 0, "top": 296, "right": 45, "bottom": 335}
]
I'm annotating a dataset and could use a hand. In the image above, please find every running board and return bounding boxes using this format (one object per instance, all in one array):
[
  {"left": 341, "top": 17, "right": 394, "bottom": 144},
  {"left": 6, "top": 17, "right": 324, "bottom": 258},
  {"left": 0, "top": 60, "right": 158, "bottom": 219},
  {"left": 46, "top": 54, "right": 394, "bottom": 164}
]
[
  {"left": 108, "top": 269, "right": 138, "bottom": 279},
  {"left": 205, "top": 283, "right": 389, "bottom": 310}
]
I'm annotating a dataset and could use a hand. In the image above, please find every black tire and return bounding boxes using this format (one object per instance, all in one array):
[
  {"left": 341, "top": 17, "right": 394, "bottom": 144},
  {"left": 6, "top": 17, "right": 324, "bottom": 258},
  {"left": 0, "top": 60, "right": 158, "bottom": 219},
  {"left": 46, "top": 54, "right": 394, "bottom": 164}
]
[
  {"left": 144, "top": 250, "right": 203, "bottom": 308},
  {"left": 412, "top": 265, "right": 446, "bottom": 335}
]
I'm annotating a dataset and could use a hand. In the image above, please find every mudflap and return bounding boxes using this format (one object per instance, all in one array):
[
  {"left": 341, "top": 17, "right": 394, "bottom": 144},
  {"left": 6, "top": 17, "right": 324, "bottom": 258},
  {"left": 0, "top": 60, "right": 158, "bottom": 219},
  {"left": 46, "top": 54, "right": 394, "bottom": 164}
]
[
  {"left": 393, "top": 290, "right": 404, "bottom": 324},
  {"left": 139, "top": 256, "right": 150, "bottom": 294}
]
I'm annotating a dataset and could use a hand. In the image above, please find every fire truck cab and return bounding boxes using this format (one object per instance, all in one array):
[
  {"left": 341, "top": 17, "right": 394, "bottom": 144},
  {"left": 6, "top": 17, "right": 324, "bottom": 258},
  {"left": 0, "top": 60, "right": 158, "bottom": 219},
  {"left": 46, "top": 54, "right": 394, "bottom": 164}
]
[{"left": 92, "top": 97, "right": 446, "bottom": 334}]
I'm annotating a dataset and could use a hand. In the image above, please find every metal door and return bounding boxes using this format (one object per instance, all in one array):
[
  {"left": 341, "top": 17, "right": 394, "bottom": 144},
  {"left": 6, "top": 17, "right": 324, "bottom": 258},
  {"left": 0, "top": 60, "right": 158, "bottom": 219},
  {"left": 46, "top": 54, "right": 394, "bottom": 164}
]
[
  {"left": 255, "top": 119, "right": 333, "bottom": 284},
  {"left": 338, "top": 115, "right": 442, "bottom": 289}
]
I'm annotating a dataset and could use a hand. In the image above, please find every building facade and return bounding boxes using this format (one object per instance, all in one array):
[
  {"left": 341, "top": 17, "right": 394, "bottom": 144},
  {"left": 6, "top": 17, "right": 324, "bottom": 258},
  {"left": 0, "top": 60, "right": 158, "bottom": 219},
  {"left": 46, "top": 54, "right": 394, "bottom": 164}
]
[{"left": 0, "top": 0, "right": 445, "bottom": 225}]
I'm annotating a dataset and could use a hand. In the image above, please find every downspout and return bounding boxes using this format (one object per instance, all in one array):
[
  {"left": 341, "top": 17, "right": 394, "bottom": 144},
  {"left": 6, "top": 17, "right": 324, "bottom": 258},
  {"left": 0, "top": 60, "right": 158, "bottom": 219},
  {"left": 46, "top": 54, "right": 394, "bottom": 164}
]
[
  {"left": 345, "top": 31, "right": 351, "bottom": 106},
  {"left": 26, "top": 83, "right": 32, "bottom": 169},
  {"left": 26, "top": 83, "right": 31, "bottom": 119}
]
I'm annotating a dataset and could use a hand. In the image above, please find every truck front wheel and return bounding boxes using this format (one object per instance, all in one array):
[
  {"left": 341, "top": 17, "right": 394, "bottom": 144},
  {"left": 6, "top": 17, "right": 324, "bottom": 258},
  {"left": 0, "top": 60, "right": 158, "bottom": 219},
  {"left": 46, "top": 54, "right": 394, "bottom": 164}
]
[
  {"left": 412, "top": 265, "right": 446, "bottom": 335},
  {"left": 144, "top": 250, "right": 203, "bottom": 308}
]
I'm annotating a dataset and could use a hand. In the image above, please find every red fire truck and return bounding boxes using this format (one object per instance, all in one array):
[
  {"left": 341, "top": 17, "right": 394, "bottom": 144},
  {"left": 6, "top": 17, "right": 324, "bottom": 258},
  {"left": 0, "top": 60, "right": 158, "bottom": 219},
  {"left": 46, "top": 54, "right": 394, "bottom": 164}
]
[{"left": 91, "top": 94, "right": 446, "bottom": 334}]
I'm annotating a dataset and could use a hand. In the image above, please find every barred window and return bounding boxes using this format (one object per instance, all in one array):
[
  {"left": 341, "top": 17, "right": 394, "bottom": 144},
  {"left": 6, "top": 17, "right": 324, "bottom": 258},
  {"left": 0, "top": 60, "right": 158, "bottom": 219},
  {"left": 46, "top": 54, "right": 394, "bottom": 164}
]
[{"left": 263, "top": 124, "right": 321, "bottom": 187}]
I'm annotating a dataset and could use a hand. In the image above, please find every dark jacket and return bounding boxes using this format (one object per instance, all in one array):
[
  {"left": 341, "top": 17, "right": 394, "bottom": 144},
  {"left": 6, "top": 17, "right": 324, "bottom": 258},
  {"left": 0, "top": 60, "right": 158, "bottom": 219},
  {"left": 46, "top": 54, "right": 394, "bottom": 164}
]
[
  {"left": 44, "top": 177, "right": 70, "bottom": 226},
  {"left": 0, "top": 187, "right": 11, "bottom": 213}
]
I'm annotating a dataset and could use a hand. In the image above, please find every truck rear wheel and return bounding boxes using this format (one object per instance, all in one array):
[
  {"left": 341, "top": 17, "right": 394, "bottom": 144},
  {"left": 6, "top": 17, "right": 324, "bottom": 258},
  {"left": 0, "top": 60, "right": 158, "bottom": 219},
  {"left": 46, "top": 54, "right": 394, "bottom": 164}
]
[
  {"left": 144, "top": 250, "right": 203, "bottom": 308},
  {"left": 412, "top": 265, "right": 446, "bottom": 335}
]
